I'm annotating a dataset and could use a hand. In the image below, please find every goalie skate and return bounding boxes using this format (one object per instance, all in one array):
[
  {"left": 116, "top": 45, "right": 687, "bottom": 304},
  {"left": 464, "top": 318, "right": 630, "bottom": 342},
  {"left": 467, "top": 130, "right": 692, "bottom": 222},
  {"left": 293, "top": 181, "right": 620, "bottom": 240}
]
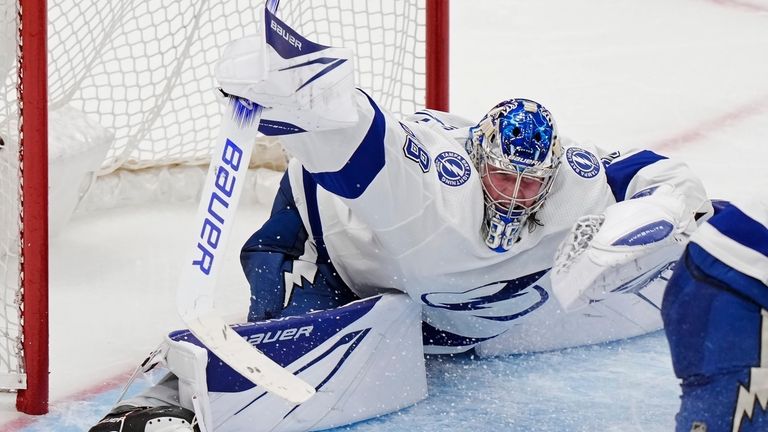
[{"left": 88, "top": 405, "right": 199, "bottom": 432}]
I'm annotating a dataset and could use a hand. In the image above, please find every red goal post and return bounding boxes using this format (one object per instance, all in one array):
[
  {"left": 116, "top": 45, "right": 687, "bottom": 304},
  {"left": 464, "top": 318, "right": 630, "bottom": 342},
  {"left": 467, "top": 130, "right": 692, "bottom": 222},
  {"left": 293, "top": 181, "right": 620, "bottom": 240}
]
[
  {"left": 13, "top": 0, "right": 49, "bottom": 416},
  {"left": 1, "top": 0, "right": 448, "bottom": 415},
  {"left": 426, "top": 0, "right": 449, "bottom": 111}
]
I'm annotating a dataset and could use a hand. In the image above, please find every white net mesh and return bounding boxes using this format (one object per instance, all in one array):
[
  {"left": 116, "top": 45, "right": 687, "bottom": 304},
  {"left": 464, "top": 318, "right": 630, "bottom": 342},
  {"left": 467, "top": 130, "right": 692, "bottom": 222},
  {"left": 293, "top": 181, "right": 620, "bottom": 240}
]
[
  {"left": 0, "top": 0, "right": 432, "bottom": 392},
  {"left": 0, "top": 0, "right": 23, "bottom": 388},
  {"left": 47, "top": 0, "right": 262, "bottom": 174},
  {"left": 279, "top": 1, "right": 426, "bottom": 119},
  {"left": 43, "top": 0, "right": 428, "bottom": 175}
]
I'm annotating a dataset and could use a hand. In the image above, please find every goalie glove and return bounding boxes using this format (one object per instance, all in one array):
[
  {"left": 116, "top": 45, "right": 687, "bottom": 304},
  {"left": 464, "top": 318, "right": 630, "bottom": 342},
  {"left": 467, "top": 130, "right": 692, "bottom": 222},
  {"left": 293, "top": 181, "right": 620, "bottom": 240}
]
[
  {"left": 551, "top": 184, "right": 694, "bottom": 311},
  {"left": 215, "top": 10, "right": 358, "bottom": 132}
]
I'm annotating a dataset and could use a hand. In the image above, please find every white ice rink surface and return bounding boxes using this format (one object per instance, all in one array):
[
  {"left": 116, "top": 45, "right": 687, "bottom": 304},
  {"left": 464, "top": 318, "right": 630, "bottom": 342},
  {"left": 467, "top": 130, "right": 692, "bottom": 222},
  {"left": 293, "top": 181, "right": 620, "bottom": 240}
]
[{"left": 3, "top": 0, "right": 768, "bottom": 430}]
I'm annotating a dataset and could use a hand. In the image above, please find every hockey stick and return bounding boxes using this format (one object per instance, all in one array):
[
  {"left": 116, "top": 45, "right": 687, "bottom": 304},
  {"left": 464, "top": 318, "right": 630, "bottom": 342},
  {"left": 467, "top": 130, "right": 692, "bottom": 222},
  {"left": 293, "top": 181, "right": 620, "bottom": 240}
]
[{"left": 176, "top": 95, "right": 315, "bottom": 404}]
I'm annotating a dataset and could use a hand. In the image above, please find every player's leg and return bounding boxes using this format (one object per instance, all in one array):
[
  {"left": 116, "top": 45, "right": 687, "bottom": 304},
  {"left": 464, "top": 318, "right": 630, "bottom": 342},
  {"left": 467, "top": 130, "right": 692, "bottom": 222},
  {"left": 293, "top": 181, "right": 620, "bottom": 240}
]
[
  {"left": 663, "top": 245, "right": 768, "bottom": 432},
  {"left": 241, "top": 170, "right": 358, "bottom": 321},
  {"left": 240, "top": 170, "right": 307, "bottom": 320},
  {"left": 93, "top": 293, "right": 426, "bottom": 432}
]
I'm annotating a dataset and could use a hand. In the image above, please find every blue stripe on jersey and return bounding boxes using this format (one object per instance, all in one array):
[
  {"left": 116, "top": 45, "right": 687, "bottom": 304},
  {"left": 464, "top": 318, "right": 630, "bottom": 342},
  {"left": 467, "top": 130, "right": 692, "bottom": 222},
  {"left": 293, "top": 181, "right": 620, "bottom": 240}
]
[
  {"left": 302, "top": 168, "right": 330, "bottom": 263},
  {"left": 310, "top": 91, "right": 386, "bottom": 199},
  {"left": 413, "top": 110, "right": 458, "bottom": 130},
  {"left": 687, "top": 242, "right": 768, "bottom": 310},
  {"left": 706, "top": 204, "right": 768, "bottom": 258},
  {"left": 604, "top": 150, "right": 668, "bottom": 202}
]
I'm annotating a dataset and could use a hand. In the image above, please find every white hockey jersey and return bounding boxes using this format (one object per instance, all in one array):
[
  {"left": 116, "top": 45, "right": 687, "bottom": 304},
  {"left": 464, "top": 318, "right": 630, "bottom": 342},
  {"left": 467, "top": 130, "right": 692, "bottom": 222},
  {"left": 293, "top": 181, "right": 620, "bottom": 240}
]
[{"left": 278, "top": 90, "right": 709, "bottom": 355}]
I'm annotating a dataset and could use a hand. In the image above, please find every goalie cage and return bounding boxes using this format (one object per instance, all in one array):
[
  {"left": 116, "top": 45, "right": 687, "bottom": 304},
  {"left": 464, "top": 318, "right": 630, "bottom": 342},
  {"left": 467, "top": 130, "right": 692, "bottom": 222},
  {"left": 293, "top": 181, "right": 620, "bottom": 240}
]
[{"left": 0, "top": 0, "right": 449, "bottom": 415}]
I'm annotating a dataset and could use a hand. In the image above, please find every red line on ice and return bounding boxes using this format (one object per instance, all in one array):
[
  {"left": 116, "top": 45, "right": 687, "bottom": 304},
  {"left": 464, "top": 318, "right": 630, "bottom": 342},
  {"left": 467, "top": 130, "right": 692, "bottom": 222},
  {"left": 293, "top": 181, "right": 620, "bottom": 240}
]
[
  {"left": 652, "top": 94, "right": 768, "bottom": 151},
  {"left": 0, "top": 370, "right": 134, "bottom": 432},
  {"left": 708, "top": 0, "right": 768, "bottom": 13}
]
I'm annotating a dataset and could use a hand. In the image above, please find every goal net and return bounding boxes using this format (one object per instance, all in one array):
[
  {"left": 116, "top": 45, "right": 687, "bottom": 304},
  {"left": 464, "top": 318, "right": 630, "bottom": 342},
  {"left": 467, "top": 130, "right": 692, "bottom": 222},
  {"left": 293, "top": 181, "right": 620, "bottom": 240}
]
[{"left": 0, "top": 0, "right": 448, "bottom": 414}]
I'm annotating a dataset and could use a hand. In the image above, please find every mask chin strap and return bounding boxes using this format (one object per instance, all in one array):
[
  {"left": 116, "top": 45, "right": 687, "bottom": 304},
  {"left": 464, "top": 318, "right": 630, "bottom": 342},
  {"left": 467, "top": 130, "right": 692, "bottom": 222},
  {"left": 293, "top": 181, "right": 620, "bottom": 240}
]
[{"left": 484, "top": 206, "right": 526, "bottom": 252}]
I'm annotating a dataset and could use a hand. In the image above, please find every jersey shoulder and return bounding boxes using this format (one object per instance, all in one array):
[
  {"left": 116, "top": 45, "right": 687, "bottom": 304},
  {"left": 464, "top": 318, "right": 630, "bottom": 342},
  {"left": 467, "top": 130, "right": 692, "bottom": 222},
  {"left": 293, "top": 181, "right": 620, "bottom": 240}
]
[
  {"left": 400, "top": 110, "right": 473, "bottom": 156},
  {"left": 555, "top": 137, "right": 607, "bottom": 184},
  {"left": 403, "top": 109, "right": 475, "bottom": 130}
]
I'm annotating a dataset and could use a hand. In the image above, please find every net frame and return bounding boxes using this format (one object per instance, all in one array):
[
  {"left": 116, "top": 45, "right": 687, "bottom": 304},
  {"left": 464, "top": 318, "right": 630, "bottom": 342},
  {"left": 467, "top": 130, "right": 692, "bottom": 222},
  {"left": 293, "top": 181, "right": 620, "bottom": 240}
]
[{"left": 12, "top": 0, "right": 48, "bottom": 415}]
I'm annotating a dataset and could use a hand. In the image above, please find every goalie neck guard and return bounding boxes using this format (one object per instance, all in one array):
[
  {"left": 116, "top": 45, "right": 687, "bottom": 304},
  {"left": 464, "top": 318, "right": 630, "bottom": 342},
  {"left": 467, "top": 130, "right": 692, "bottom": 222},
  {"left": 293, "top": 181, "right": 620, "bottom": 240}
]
[{"left": 467, "top": 99, "right": 562, "bottom": 252}]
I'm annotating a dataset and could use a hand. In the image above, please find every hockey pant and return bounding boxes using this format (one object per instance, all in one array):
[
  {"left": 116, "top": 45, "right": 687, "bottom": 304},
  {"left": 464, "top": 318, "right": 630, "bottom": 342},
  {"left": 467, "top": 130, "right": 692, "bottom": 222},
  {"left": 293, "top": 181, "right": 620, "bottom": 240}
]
[
  {"left": 663, "top": 243, "right": 768, "bottom": 432},
  {"left": 241, "top": 171, "right": 358, "bottom": 322}
]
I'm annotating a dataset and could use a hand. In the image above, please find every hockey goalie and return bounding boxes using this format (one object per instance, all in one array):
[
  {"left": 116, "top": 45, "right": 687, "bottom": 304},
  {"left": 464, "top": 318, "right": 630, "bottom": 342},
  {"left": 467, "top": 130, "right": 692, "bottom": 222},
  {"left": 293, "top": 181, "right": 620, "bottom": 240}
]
[{"left": 89, "top": 3, "right": 712, "bottom": 432}]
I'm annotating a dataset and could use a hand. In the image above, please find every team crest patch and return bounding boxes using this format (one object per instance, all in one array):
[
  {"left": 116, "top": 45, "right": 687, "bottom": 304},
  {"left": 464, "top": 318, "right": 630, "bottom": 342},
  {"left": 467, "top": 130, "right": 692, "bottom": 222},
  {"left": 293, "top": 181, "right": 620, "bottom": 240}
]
[
  {"left": 566, "top": 147, "right": 601, "bottom": 178},
  {"left": 435, "top": 151, "right": 471, "bottom": 186}
]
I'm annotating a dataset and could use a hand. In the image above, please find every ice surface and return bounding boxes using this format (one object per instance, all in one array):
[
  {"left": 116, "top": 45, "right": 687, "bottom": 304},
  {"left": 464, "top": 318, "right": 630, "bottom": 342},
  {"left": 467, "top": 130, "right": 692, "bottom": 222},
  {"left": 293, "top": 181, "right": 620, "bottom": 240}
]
[
  {"left": 3, "top": 0, "right": 768, "bottom": 430},
  {"left": 13, "top": 333, "right": 678, "bottom": 432}
]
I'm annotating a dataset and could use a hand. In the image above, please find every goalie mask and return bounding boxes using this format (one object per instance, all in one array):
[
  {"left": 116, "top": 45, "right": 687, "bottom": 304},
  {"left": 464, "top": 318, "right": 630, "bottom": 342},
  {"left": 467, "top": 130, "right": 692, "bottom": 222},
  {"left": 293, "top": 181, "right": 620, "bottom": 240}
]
[{"left": 468, "top": 99, "right": 562, "bottom": 252}]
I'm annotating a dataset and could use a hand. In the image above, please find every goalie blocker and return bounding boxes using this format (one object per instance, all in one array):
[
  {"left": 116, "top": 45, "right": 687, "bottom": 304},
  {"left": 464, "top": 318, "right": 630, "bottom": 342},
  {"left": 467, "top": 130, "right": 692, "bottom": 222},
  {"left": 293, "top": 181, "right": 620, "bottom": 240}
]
[{"left": 97, "top": 293, "right": 426, "bottom": 432}]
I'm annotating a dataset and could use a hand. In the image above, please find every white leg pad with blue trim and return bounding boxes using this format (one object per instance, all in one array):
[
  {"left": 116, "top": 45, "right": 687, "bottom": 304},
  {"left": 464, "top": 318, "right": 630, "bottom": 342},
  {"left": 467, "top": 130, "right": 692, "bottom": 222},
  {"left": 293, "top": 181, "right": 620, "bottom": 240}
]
[{"left": 162, "top": 293, "right": 426, "bottom": 432}]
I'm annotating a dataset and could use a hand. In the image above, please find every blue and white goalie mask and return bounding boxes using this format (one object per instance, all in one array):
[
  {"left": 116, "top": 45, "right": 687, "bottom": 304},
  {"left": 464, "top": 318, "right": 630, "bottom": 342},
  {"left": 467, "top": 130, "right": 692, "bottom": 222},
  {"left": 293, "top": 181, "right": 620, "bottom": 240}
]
[{"left": 468, "top": 99, "right": 562, "bottom": 252}]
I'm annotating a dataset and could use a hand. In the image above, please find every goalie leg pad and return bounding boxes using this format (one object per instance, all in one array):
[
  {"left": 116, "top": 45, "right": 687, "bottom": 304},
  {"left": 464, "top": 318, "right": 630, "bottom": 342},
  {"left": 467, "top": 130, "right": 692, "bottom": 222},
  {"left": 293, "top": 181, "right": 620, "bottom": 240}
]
[{"left": 164, "top": 293, "right": 426, "bottom": 432}]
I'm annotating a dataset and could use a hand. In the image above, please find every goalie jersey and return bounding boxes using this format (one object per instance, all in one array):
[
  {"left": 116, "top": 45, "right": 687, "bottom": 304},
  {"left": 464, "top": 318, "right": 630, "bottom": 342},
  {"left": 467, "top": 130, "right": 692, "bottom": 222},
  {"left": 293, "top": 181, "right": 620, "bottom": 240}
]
[{"left": 274, "top": 90, "right": 709, "bottom": 355}]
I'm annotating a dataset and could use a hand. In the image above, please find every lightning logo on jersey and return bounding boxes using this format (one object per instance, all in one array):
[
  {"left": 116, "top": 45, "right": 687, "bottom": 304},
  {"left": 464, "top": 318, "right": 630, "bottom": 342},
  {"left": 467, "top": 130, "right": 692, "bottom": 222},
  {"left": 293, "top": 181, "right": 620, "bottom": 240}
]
[
  {"left": 565, "top": 147, "right": 601, "bottom": 179},
  {"left": 435, "top": 151, "right": 471, "bottom": 186},
  {"left": 420, "top": 270, "right": 549, "bottom": 321},
  {"left": 732, "top": 309, "right": 768, "bottom": 431},
  {"left": 282, "top": 240, "right": 319, "bottom": 307}
]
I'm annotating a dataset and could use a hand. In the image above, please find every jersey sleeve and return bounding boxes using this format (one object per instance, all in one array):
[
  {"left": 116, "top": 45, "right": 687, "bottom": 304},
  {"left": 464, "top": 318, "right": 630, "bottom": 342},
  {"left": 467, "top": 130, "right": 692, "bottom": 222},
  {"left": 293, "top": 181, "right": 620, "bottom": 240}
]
[
  {"left": 277, "top": 89, "right": 480, "bottom": 242},
  {"left": 599, "top": 148, "right": 712, "bottom": 224}
]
